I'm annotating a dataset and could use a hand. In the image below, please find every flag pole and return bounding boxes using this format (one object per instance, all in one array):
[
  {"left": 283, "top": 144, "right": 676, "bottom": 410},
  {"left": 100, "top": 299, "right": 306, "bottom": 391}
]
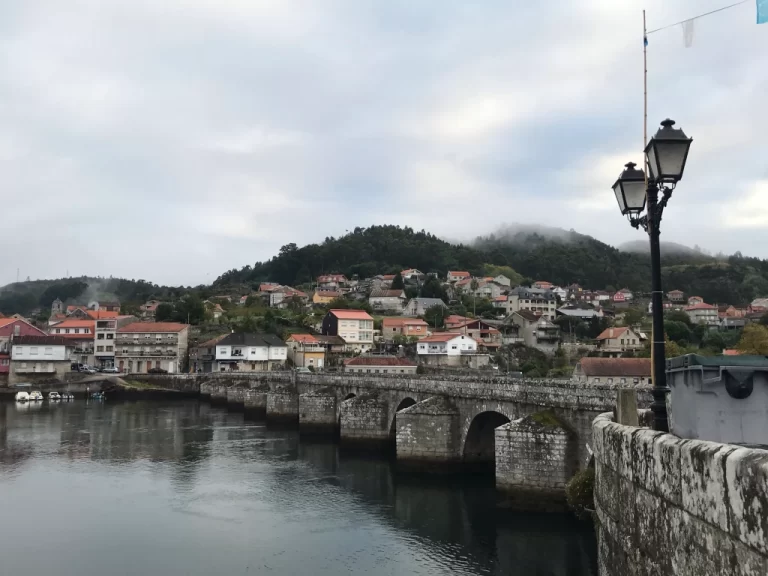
[{"left": 643, "top": 9, "right": 655, "bottom": 385}]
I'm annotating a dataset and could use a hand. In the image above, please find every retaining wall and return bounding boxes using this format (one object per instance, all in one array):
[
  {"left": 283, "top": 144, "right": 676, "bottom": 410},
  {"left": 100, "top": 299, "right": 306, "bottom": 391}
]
[{"left": 593, "top": 412, "right": 768, "bottom": 576}]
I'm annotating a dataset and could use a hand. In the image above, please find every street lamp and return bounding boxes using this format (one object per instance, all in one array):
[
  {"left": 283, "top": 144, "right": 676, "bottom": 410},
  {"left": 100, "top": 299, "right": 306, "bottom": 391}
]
[{"left": 612, "top": 119, "right": 692, "bottom": 433}]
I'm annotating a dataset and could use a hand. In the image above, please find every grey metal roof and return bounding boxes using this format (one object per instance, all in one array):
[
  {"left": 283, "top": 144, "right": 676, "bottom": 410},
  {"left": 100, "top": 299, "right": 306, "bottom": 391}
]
[{"left": 217, "top": 333, "right": 286, "bottom": 348}]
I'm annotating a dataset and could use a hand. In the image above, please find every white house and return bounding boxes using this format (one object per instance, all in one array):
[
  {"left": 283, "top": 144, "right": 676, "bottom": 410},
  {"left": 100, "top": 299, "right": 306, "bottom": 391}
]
[
  {"left": 403, "top": 298, "right": 446, "bottom": 316},
  {"left": 493, "top": 275, "right": 512, "bottom": 287},
  {"left": 10, "top": 335, "right": 74, "bottom": 384},
  {"left": 368, "top": 289, "right": 406, "bottom": 313},
  {"left": 215, "top": 332, "right": 287, "bottom": 371},
  {"left": 595, "top": 326, "right": 644, "bottom": 355},
  {"left": 684, "top": 303, "right": 719, "bottom": 326},
  {"left": 417, "top": 333, "right": 477, "bottom": 356}
]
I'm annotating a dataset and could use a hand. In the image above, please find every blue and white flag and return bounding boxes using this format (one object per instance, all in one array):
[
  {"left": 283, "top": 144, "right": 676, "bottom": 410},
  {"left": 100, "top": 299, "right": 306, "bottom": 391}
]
[{"left": 758, "top": 0, "right": 768, "bottom": 24}]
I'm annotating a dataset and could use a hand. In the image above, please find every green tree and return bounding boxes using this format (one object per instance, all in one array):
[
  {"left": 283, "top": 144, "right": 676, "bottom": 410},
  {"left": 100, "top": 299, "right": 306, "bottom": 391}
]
[
  {"left": 423, "top": 304, "right": 446, "bottom": 329},
  {"left": 664, "top": 320, "right": 692, "bottom": 344},
  {"left": 665, "top": 309, "right": 692, "bottom": 326},
  {"left": 736, "top": 324, "right": 768, "bottom": 355},
  {"left": 760, "top": 313, "right": 768, "bottom": 327},
  {"left": 391, "top": 273, "right": 405, "bottom": 290},
  {"left": 419, "top": 276, "right": 448, "bottom": 302},
  {"left": 622, "top": 307, "right": 646, "bottom": 327},
  {"left": 155, "top": 303, "right": 175, "bottom": 322}
]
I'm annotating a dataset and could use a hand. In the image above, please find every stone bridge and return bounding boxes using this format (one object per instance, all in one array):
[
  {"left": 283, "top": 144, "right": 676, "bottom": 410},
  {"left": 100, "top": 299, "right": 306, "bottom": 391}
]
[{"left": 136, "top": 372, "right": 651, "bottom": 501}]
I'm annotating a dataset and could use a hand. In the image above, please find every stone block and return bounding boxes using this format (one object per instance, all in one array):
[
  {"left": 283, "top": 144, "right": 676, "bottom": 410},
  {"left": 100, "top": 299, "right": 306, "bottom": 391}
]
[
  {"left": 732, "top": 540, "right": 768, "bottom": 576},
  {"left": 592, "top": 415, "right": 611, "bottom": 464},
  {"left": 616, "top": 389, "right": 639, "bottom": 426},
  {"left": 669, "top": 508, "right": 737, "bottom": 576},
  {"left": 243, "top": 389, "right": 267, "bottom": 418},
  {"left": 299, "top": 391, "right": 338, "bottom": 435},
  {"left": 631, "top": 428, "right": 664, "bottom": 494},
  {"left": 725, "top": 447, "right": 768, "bottom": 557},
  {"left": 266, "top": 389, "right": 299, "bottom": 426},
  {"left": 681, "top": 439, "right": 736, "bottom": 533},
  {"left": 653, "top": 434, "right": 683, "bottom": 506},
  {"left": 596, "top": 461, "right": 620, "bottom": 521}
]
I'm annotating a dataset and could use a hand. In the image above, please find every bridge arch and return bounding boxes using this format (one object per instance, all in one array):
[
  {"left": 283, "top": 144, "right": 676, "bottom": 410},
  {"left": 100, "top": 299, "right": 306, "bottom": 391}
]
[
  {"left": 463, "top": 411, "right": 511, "bottom": 467},
  {"left": 342, "top": 393, "right": 356, "bottom": 401},
  {"left": 388, "top": 396, "right": 417, "bottom": 438}
]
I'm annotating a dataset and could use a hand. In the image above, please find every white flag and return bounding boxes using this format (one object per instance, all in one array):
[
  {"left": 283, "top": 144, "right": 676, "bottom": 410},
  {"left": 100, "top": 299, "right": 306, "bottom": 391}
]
[{"left": 682, "top": 19, "right": 695, "bottom": 48}]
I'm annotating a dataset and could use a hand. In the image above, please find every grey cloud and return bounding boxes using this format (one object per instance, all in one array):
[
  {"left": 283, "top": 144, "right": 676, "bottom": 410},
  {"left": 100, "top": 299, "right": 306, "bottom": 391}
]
[{"left": 1, "top": 0, "right": 766, "bottom": 287}]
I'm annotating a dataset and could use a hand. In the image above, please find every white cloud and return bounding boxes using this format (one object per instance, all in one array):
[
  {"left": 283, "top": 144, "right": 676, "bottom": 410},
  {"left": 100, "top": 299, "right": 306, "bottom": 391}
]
[{"left": 0, "top": 0, "right": 767, "bottom": 286}]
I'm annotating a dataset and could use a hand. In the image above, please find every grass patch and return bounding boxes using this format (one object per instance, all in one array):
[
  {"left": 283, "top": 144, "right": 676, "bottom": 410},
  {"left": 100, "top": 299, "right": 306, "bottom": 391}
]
[
  {"left": 122, "top": 380, "right": 157, "bottom": 390},
  {"left": 530, "top": 409, "right": 563, "bottom": 428}
]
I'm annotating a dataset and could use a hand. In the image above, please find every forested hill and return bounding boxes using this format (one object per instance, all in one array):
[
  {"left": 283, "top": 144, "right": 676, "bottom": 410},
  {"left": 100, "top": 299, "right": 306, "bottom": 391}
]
[{"left": 213, "top": 225, "right": 768, "bottom": 305}]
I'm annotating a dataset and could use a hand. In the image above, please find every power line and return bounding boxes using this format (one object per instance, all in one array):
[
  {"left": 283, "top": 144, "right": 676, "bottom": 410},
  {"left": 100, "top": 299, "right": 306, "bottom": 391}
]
[{"left": 647, "top": 0, "right": 749, "bottom": 35}]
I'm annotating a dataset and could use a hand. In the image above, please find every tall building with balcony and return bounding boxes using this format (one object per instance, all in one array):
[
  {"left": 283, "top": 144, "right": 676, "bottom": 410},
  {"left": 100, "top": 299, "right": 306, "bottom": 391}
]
[
  {"left": 115, "top": 322, "right": 190, "bottom": 373},
  {"left": 48, "top": 319, "right": 95, "bottom": 366},
  {"left": 94, "top": 315, "right": 137, "bottom": 369},
  {"left": 321, "top": 309, "right": 374, "bottom": 352}
]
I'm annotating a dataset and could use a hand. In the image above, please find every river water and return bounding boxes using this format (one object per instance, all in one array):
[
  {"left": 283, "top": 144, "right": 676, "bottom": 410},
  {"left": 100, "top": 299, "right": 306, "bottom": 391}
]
[{"left": 0, "top": 400, "right": 596, "bottom": 576}]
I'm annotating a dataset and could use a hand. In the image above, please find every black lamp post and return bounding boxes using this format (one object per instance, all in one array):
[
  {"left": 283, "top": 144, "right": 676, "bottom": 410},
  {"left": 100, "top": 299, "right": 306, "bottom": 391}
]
[{"left": 612, "top": 119, "right": 693, "bottom": 433}]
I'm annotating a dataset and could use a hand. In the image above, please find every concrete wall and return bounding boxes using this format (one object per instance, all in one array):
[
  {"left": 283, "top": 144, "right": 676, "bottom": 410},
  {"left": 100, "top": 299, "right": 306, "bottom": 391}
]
[{"left": 593, "top": 412, "right": 768, "bottom": 576}]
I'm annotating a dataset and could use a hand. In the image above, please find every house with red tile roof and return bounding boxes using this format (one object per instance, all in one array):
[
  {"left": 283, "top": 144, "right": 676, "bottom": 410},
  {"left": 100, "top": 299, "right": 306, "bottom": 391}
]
[
  {"left": 684, "top": 302, "right": 719, "bottom": 326},
  {"left": 381, "top": 317, "right": 429, "bottom": 341},
  {"left": 344, "top": 356, "right": 417, "bottom": 374},
  {"left": 573, "top": 357, "right": 651, "bottom": 384},
  {"left": 116, "top": 322, "right": 190, "bottom": 373},
  {"left": 317, "top": 274, "right": 348, "bottom": 290},
  {"left": 321, "top": 309, "right": 374, "bottom": 352},
  {"left": 595, "top": 326, "right": 644, "bottom": 355},
  {"left": 285, "top": 333, "right": 326, "bottom": 369},
  {"left": 0, "top": 317, "right": 47, "bottom": 375},
  {"left": 417, "top": 333, "right": 477, "bottom": 356},
  {"left": 448, "top": 319, "right": 502, "bottom": 350},
  {"left": 446, "top": 271, "right": 471, "bottom": 283}
]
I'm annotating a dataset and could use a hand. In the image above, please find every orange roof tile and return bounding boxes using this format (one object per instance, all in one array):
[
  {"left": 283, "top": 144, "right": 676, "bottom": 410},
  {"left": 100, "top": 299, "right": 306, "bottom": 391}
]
[
  {"left": 87, "top": 310, "right": 119, "bottom": 319},
  {"left": 448, "top": 271, "right": 470, "bottom": 277},
  {"left": 49, "top": 319, "right": 95, "bottom": 329},
  {"left": 329, "top": 309, "right": 373, "bottom": 321},
  {"left": 382, "top": 317, "right": 428, "bottom": 328},
  {"left": 596, "top": 327, "right": 630, "bottom": 340},
  {"left": 286, "top": 334, "right": 319, "bottom": 344},
  {"left": 420, "top": 333, "right": 474, "bottom": 343}
]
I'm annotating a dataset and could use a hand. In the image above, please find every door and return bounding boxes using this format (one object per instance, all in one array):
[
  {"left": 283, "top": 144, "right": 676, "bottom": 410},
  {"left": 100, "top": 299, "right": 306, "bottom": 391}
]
[
  {"left": 119, "top": 360, "right": 124, "bottom": 372},
  {"left": 155, "top": 360, "right": 160, "bottom": 369},
  {"left": 167, "top": 361, "right": 174, "bottom": 374},
  {"left": 137, "top": 361, "right": 142, "bottom": 372}
]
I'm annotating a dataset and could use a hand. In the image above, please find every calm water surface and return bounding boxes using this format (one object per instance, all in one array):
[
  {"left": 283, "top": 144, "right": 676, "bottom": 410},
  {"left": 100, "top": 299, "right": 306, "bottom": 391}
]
[{"left": 0, "top": 400, "right": 596, "bottom": 576}]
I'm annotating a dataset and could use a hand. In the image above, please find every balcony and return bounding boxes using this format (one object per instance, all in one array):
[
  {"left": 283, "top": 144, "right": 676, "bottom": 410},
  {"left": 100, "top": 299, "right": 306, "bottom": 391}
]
[
  {"left": 536, "top": 330, "right": 560, "bottom": 341},
  {"left": 15, "top": 365, "right": 57, "bottom": 374}
]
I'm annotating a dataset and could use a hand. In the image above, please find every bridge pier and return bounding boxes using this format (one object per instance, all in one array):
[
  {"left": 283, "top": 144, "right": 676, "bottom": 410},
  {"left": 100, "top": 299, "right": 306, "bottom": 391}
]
[
  {"left": 226, "top": 386, "right": 247, "bottom": 411},
  {"left": 266, "top": 386, "right": 299, "bottom": 427},
  {"left": 339, "top": 393, "right": 390, "bottom": 449},
  {"left": 395, "top": 396, "right": 461, "bottom": 472},
  {"left": 210, "top": 384, "right": 228, "bottom": 405},
  {"left": 243, "top": 386, "right": 268, "bottom": 419},
  {"left": 494, "top": 412, "right": 578, "bottom": 508},
  {"left": 299, "top": 388, "right": 338, "bottom": 436}
]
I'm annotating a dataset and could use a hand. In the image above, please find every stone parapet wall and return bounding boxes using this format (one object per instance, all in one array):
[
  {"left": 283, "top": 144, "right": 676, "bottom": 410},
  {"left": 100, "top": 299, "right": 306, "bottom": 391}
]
[
  {"left": 124, "top": 372, "right": 650, "bottom": 412},
  {"left": 593, "top": 412, "right": 768, "bottom": 576}
]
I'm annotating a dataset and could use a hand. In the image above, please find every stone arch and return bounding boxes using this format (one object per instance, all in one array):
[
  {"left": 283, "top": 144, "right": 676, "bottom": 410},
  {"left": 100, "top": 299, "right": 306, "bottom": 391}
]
[
  {"left": 388, "top": 396, "right": 417, "bottom": 438},
  {"left": 463, "top": 411, "right": 511, "bottom": 467}
]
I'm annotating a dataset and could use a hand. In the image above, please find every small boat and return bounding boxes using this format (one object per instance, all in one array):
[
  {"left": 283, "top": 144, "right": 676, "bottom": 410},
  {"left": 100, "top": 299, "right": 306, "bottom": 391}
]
[
  {"left": 29, "top": 391, "right": 44, "bottom": 401},
  {"left": 61, "top": 393, "right": 74, "bottom": 400},
  {"left": 90, "top": 392, "right": 105, "bottom": 400},
  {"left": 15, "top": 391, "right": 30, "bottom": 402},
  {"left": 48, "top": 392, "right": 61, "bottom": 401}
]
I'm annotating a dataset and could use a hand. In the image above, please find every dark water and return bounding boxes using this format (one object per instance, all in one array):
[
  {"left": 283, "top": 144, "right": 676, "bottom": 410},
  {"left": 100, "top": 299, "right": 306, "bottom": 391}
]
[{"left": 0, "top": 400, "right": 596, "bottom": 576}]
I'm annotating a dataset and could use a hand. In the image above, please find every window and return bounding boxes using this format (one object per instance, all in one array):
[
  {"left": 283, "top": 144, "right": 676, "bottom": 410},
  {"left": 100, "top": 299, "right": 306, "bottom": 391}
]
[
  {"left": 30, "top": 347, "right": 38, "bottom": 355},
  {"left": 607, "top": 378, "right": 613, "bottom": 384},
  {"left": 122, "top": 349, "right": 128, "bottom": 354},
  {"left": 107, "top": 334, "right": 114, "bottom": 339},
  {"left": 593, "top": 378, "right": 600, "bottom": 383},
  {"left": 0, "top": 359, "right": 8, "bottom": 366},
  {"left": 97, "top": 334, "right": 105, "bottom": 340},
  {"left": 401, "top": 369, "right": 405, "bottom": 373},
  {"left": 366, "top": 369, "right": 371, "bottom": 373},
  {"left": 44, "top": 347, "right": 52, "bottom": 355},
  {"left": 97, "top": 346, "right": 104, "bottom": 352},
  {"left": 634, "top": 378, "right": 640, "bottom": 384},
  {"left": 55, "top": 329, "right": 61, "bottom": 334},
  {"left": 374, "top": 369, "right": 379, "bottom": 373},
  {"left": 620, "top": 378, "right": 627, "bottom": 384},
  {"left": 620, "top": 339, "right": 625, "bottom": 345},
  {"left": 451, "top": 345, "right": 457, "bottom": 350},
  {"left": 65, "top": 329, "right": 70, "bottom": 334}
]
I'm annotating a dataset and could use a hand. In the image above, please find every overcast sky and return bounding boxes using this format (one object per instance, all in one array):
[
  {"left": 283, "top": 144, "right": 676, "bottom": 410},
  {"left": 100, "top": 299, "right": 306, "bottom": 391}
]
[{"left": 2, "top": 0, "right": 766, "bottom": 287}]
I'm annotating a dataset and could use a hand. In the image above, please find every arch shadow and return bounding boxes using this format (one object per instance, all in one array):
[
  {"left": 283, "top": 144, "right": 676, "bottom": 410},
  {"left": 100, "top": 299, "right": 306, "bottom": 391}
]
[
  {"left": 389, "top": 397, "right": 417, "bottom": 438},
  {"left": 463, "top": 411, "right": 511, "bottom": 472}
]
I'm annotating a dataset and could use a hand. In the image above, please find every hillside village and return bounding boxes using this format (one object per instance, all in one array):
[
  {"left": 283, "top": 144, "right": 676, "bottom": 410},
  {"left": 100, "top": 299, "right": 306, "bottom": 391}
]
[{"left": 2, "top": 266, "right": 768, "bottom": 387}]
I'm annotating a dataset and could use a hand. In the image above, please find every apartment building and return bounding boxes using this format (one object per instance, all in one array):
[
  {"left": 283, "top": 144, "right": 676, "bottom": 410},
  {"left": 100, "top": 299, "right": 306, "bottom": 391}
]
[
  {"left": 321, "top": 309, "right": 374, "bottom": 352},
  {"left": 215, "top": 333, "right": 288, "bottom": 371},
  {"left": 508, "top": 287, "right": 558, "bottom": 320},
  {"left": 115, "top": 322, "right": 190, "bottom": 373}
]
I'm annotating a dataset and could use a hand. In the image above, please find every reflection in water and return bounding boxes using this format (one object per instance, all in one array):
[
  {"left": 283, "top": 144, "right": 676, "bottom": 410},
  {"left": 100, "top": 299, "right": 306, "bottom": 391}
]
[{"left": 0, "top": 400, "right": 596, "bottom": 576}]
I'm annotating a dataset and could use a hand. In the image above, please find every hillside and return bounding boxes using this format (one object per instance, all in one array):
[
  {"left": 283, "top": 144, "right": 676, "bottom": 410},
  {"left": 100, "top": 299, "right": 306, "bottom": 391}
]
[{"left": 213, "top": 224, "right": 768, "bottom": 306}]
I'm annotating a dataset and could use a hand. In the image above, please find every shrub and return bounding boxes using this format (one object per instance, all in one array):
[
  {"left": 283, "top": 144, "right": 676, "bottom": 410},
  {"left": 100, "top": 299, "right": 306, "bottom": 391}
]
[{"left": 565, "top": 467, "right": 595, "bottom": 520}]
